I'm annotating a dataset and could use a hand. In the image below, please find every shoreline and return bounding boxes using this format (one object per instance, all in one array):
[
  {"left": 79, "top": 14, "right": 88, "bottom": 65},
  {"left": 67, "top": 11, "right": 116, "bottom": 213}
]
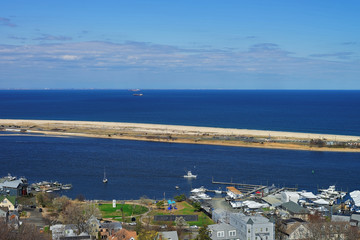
[{"left": 1, "top": 119, "right": 360, "bottom": 152}]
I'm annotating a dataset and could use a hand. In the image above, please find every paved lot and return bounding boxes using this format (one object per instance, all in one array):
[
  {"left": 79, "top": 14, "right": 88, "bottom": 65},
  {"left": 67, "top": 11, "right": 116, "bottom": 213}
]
[{"left": 21, "top": 207, "right": 47, "bottom": 228}]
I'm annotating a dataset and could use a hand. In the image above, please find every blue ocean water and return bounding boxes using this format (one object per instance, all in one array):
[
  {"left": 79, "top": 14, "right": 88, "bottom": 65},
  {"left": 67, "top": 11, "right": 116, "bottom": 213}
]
[
  {"left": 1, "top": 90, "right": 360, "bottom": 200},
  {"left": 1, "top": 90, "right": 360, "bottom": 135},
  {"left": 1, "top": 133, "right": 359, "bottom": 200}
]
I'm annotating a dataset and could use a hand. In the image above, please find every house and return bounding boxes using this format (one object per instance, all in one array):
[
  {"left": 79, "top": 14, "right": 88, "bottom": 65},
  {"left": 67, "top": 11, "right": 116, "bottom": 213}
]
[
  {"left": 280, "top": 201, "right": 309, "bottom": 221},
  {"left": 0, "top": 196, "right": 17, "bottom": 211},
  {"left": 87, "top": 215, "right": 101, "bottom": 237},
  {"left": 110, "top": 229, "right": 137, "bottom": 240},
  {"left": 100, "top": 228, "right": 111, "bottom": 239},
  {"left": 50, "top": 224, "right": 66, "bottom": 240},
  {"left": 208, "top": 223, "right": 240, "bottom": 240},
  {"left": 229, "top": 213, "right": 274, "bottom": 240},
  {"left": 350, "top": 213, "right": 360, "bottom": 228},
  {"left": 212, "top": 209, "right": 230, "bottom": 224},
  {"left": 278, "top": 218, "right": 311, "bottom": 240},
  {"left": 0, "top": 178, "right": 28, "bottom": 196},
  {"left": 101, "top": 221, "right": 122, "bottom": 236},
  {"left": 156, "top": 231, "right": 178, "bottom": 240},
  {"left": 0, "top": 207, "right": 9, "bottom": 220},
  {"left": 226, "top": 187, "right": 243, "bottom": 200}
]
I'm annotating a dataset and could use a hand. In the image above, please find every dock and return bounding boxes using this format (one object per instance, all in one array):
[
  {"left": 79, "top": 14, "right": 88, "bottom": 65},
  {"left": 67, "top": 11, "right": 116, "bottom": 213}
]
[{"left": 211, "top": 177, "right": 297, "bottom": 196}]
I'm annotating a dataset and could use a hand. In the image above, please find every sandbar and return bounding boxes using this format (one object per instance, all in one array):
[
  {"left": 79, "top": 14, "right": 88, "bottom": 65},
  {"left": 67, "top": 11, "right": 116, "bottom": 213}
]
[{"left": 1, "top": 119, "right": 360, "bottom": 152}]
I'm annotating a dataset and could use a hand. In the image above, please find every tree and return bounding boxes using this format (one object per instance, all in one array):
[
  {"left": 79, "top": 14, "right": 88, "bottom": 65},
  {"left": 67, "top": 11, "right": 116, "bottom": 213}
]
[
  {"left": 52, "top": 196, "right": 71, "bottom": 213},
  {"left": 192, "top": 201, "right": 201, "bottom": 212},
  {"left": 174, "top": 194, "right": 186, "bottom": 202},
  {"left": 0, "top": 220, "right": 50, "bottom": 240},
  {"left": 156, "top": 200, "right": 164, "bottom": 209},
  {"left": 175, "top": 216, "right": 188, "bottom": 238},
  {"left": 138, "top": 230, "right": 158, "bottom": 240},
  {"left": 60, "top": 202, "right": 101, "bottom": 234},
  {"left": 196, "top": 225, "right": 211, "bottom": 240}
]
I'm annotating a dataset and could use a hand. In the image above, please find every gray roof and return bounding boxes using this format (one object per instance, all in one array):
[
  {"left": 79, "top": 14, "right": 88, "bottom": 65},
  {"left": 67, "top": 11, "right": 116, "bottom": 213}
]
[
  {"left": 0, "top": 180, "right": 23, "bottom": 189},
  {"left": 231, "top": 212, "right": 270, "bottom": 224},
  {"left": 101, "top": 222, "right": 122, "bottom": 230},
  {"left": 158, "top": 231, "right": 179, "bottom": 240},
  {"left": 281, "top": 201, "right": 310, "bottom": 214},
  {"left": 262, "top": 195, "right": 283, "bottom": 207},
  {"left": 208, "top": 223, "right": 236, "bottom": 232},
  {"left": 351, "top": 214, "right": 360, "bottom": 222}
]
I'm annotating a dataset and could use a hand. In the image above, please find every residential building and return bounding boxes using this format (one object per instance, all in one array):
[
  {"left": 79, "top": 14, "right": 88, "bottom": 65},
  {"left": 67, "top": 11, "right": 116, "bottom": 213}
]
[
  {"left": 229, "top": 213, "right": 274, "bottom": 240},
  {"left": 87, "top": 215, "right": 101, "bottom": 237},
  {"left": 277, "top": 218, "right": 311, "bottom": 240},
  {"left": 212, "top": 209, "right": 230, "bottom": 224},
  {"left": 0, "top": 196, "right": 17, "bottom": 211},
  {"left": 110, "top": 229, "right": 137, "bottom": 240},
  {"left": 156, "top": 231, "right": 179, "bottom": 240},
  {"left": 280, "top": 201, "right": 309, "bottom": 221},
  {"left": 208, "top": 223, "right": 240, "bottom": 240}
]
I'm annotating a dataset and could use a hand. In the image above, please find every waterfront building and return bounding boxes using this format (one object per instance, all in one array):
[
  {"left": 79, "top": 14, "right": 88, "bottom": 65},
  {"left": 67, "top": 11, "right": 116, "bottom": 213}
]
[
  {"left": 226, "top": 187, "right": 243, "bottom": 200},
  {"left": 280, "top": 202, "right": 309, "bottom": 221},
  {"left": 229, "top": 213, "right": 274, "bottom": 240},
  {"left": 0, "top": 177, "right": 28, "bottom": 196}
]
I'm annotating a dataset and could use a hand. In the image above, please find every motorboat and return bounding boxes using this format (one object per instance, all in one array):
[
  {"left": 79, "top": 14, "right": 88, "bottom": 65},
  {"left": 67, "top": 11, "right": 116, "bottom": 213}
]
[{"left": 184, "top": 171, "right": 197, "bottom": 178}]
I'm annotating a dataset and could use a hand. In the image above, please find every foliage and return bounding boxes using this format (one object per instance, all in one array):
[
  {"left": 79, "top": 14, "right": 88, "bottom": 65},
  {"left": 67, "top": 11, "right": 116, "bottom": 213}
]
[
  {"left": 156, "top": 200, "right": 164, "bottom": 209},
  {"left": 76, "top": 194, "right": 85, "bottom": 202},
  {"left": 36, "top": 192, "right": 54, "bottom": 208},
  {"left": 52, "top": 196, "right": 71, "bottom": 213},
  {"left": 196, "top": 225, "right": 211, "bottom": 240},
  {"left": 191, "top": 201, "right": 202, "bottom": 212},
  {"left": 174, "top": 194, "right": 186, "bottom": 202},
  {"left": 138, "top": 230, "right": 158, "bottom": 240}
]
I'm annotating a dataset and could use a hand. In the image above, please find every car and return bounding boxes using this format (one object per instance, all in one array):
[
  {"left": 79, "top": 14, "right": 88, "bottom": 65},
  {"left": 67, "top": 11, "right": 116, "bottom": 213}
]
[
  {"left": 39, "top": 208, "right": 43, "bottom": 212},
  {"left": 190, "top": 225, "right": 198, "bottom": 229},
  {"left": 129, "top": 222, "right": 136, "bottom": 226}
]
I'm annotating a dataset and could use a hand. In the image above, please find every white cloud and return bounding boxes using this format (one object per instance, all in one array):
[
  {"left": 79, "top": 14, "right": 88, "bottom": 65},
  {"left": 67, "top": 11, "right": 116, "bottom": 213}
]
[{"left": 59, "top": 55, "right": 80, "bottom": 61}]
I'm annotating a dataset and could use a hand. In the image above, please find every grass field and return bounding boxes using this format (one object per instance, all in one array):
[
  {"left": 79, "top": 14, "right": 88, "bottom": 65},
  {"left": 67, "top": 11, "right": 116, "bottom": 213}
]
[
  {"left": 99, "top": 203, "right": 148, "bottom": 221},
  {"left": 150, "top": 201, "right": 213, "bottom": 226}
]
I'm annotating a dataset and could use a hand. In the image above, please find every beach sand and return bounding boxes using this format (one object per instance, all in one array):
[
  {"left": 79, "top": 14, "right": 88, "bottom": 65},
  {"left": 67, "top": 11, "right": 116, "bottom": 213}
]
[{"left": 1, "top": 119, "right": 360, "bottom": 152}]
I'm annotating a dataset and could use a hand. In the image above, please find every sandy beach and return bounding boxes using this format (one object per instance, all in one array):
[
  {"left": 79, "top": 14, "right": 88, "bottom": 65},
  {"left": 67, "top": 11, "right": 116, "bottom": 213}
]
[{"left": 1, "top": 119, "right": 360, "bottom": 152}]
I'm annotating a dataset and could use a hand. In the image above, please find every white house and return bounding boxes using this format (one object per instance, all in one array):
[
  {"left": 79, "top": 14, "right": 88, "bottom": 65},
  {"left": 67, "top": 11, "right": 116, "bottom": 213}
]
[{"left": 229, "top": 213, "right": 274, "bottom": 240}]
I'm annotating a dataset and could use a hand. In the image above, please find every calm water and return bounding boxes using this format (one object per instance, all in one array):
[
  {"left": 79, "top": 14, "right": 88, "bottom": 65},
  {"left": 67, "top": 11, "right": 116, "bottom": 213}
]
[
  {"left": 1, "top": 132, "right": 359, "bottom": 200},
  {"left": 1, "top": 90, "right": 360, "bottom": 135},
  {"left": 1, "top": 90, "right": 360, "bottom": 200}
]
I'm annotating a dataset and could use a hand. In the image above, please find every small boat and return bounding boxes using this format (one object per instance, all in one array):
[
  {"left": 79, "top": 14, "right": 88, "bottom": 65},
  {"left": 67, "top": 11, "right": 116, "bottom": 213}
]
[
  {"left": 103, "top": 168, "right": 108, "bottom": 183},
  {"left": 61, "top": 184, "right": 72, "bottom": 190},
  {"left": 133, "top": 93, "right": 143, "bottom": 96},
  {"left": 191, "top": 186, "right": 206, "bottom": 193},
  {"left": 184, "top": 171, "right": 197, "bottom": 178},
  {"left": 175, "top": 186, "right": 180, "bottom": 189},
  {"left": 215, "top": 188, "right": 222, "bottom": 194}
]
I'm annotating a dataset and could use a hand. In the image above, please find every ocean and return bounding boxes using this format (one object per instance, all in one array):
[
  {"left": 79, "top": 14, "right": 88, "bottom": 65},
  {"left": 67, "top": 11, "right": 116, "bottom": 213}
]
[{"left": 0, "top": 90, "right": 360, "bottom": 200}]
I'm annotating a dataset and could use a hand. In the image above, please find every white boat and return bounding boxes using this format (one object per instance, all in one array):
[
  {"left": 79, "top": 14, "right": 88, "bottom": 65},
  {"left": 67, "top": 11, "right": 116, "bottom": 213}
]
[
  {"left": 61, "top": 184, "right": 72, "bottom": 190},
  {"left": 103, "top": 168, "right": 108, "bottom": 183},
  {"left": 191, "top": 186, "right": 206, "bottom": 193},
  {"left": 184, "top": 171, "right": 197, "bottom": 178}
]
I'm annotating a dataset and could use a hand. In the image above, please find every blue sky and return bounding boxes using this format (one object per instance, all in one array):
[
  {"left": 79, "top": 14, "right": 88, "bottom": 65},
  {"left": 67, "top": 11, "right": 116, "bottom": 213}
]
[{"left": 0, "top": 0, "right": 359, "bottom": 89}]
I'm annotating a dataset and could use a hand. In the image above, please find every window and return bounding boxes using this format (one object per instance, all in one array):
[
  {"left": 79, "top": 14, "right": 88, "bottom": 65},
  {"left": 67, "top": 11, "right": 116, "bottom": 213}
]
[
  {"left": 217, "top": 231, "right": 225, "bottom": 238},
  {"left": 266, "top": 228, "right": 268, "bottom": 232},
  {"left": 229, "top": 230, "right": 236, "bottom": 237}
]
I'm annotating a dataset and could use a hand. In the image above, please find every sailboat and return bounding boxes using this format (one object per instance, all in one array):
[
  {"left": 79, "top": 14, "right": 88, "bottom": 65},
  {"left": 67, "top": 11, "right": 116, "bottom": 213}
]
[{"left": 103, "top": 168, "right": 108, "bottom": 183}]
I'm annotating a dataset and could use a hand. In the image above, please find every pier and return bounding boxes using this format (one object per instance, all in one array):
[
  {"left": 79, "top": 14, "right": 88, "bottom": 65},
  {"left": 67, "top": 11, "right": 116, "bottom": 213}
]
[{"left": 211, "top": 177, "right": 297, "bottom": 196}]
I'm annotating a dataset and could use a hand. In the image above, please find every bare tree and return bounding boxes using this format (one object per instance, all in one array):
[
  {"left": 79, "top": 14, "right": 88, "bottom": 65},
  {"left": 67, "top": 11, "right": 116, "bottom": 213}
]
[
  {"left": 0, "top": 220, "right": 50, "bottom": 240},
  {"left": 60, "top": 201, "right": 101, "bottom": 234}
]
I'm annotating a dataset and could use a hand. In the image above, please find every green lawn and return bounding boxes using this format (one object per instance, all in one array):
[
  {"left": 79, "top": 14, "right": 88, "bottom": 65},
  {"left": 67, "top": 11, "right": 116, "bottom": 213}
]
[
  {"left": 99, "top": 203, "right": 148, "bottom": 221},
  {"left": 150, "top": 201, "right": 214, "bottom": 227}
]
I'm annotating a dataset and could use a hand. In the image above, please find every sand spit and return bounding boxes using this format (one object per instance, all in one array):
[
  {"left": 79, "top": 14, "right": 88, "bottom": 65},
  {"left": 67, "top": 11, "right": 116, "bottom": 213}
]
[{"left": 1, "top": 119, "right": 360, "bottom": 152}]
